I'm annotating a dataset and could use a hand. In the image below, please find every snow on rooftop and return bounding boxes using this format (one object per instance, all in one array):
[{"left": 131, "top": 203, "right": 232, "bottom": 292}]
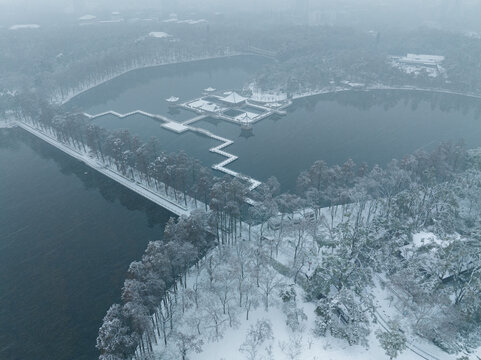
[
  {"left": 149, "top": 32, "right": 171, "bottom": 39},
  {"left": 413, "top": 232, "right": 446, "bottom": 248},
  {"left": 234, "top": 111, "right": 258, "bottom": 122},
  {"left": 9, "top": 24, "right": 40, "bottom": 30},
  {"left": 186, "top": 19, "right": 207, "bottom": 24},
  {"left": 219, "top": 92, "right": 247, "bottom": 105},
  {"left": 78, "top": 14, "right": 96, "bottom": 21},
  {"left": 399, "top": 54, "right": 445, "bottom": 65},
  {"left": 405, "top": 231, "right": 455, "bottom": 251},
  {"left": 165, "top": 96, "right": 179, "bottom": 103},
  {"left": 188, "top": 99, "right": 223, "bottom": 113}
]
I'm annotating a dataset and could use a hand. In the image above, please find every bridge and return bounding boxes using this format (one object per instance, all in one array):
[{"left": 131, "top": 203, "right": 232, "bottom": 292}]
[{"left": 84, "top": 110, "right": 262, "bottom": 192}]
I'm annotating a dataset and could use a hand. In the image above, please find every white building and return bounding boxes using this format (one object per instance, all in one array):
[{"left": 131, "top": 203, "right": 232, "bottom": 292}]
[
  {"left": 391, "top": 53, "right": 446, "bottom": 78},
  {"left": 219, "top": 92, "right": 247, "bottom": 106},
  {"left": 398, "top": 54, "right": 445, "bottom": 67}
]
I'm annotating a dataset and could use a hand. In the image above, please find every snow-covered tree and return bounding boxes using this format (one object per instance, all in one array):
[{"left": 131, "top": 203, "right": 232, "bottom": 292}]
[
  {"left": 96, "top": 304, "right": 137, "bottom": 360},
  {"left": 239, "top": 319, "right": 274, "bottom": 360},
  {"left": 375, "top": 320, "right": 407, "bottom": 360}
]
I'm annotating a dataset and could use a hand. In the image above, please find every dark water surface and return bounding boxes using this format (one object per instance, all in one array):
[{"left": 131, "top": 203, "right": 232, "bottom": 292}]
[
  {"left": 67, "top": 55, "right": 269, "bottom": 118},
  {"left": 0, "top": 129, "right": 174, "bottom": 360},
  {"left": 198, "top": 90, "right": 481, "bottom": 189},
  {"left": 4, "top": 56, "right": 481, "bottom": 360},
  {"left": 70, "top": 58, "right": 481, "bottom": 191},
  {"left": 92, "top": 113, "right": 225, "bottom": 167}
]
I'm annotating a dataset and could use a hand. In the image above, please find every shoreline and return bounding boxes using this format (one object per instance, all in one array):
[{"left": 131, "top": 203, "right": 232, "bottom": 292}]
[
  {"left": 83, "top": 109, "right": 263, "bottom": 191},
  {"left": 290, "top": 84, "right": 481, "bottom": 102},
  {"left": 53, "top": 48, "right": 481, "bottom": 107},
  {"left": 56, "top": 52, "right": 246, "bottom": 106},
  {"left": 15, "top": 120, "right": 193, "bottom": 217}
]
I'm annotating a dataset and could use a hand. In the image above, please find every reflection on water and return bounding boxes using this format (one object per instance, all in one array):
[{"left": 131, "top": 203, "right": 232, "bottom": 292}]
[
  {"left": 67, "top": 55, "right": 481, "bottom": 191},
  {"left": 92, "top": 113, "right": 225, "bottom": 169},
  {"left": 196, "top": 90, "right": 481, "bottom": 190},
  {"left": 4, "top": 56, "right": 481, "bottom": 360},
  {"left": 0, "top": 129, "right": 175, "bottom": 360},
  {"left": 66, "top": 55, "right": 271, "bottom": 119}
]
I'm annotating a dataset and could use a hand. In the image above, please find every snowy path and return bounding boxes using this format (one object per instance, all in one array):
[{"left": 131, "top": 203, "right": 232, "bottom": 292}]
[{"left": 16, "top": 121, "right": 191, "bottom": 217}]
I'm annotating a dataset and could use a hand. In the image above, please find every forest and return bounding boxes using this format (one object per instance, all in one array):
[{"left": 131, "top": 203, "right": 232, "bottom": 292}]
[{"left": 3, "top": 20, "right": 481, "bottom": 107}]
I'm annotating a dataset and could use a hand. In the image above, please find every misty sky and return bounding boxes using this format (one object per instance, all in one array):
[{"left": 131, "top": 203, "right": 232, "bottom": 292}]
[{"left": 1, "top": 0, "right": 481, "bottom": 33}]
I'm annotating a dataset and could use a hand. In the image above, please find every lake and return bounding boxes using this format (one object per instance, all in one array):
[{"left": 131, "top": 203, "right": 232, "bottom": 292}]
[
  {"left": 0, "top": 128, "right": 174, "bottom": 360},
  {"left": 3, "top": 55, "right": 481, "bottom": 360},
  {"left": 68, "top": 57, "right": 481, "bottom": 190},
  {"left": 197, "top": 90, "right": 481, "bottom": 189}
]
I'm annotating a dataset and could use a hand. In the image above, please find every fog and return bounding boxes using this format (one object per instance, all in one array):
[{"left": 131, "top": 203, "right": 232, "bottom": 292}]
[{"left": 1, "top": 0, "right": 481, "bottom": 32}]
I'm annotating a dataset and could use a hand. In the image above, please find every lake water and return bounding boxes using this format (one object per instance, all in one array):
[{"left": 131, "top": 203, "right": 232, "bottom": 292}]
[
  {"left": 92, "top": 113, "right": 225, "bottom": 167},
  {"left": 68, "top": 57, "right": 481, "bottom": 190},
  {"left": 0, "top": 129, "right": 174, "bottom": 360},
  {"left": 197, "top": 90, "right": 481, "bottom": 189},
  {"left": 3, "top": 55, "right": 481, "bottom": 360},
  {"left": 67, "top": 55, "right": 269, "bottom": 119}
]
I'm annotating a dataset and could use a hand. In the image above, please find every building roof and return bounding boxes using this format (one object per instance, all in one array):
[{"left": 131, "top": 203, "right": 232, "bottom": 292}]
[
  {"left": 219, "top": 92, "right": 247, "bottom": 105},
  {"left": 399, "top": 54, "right": 445, "bottom": 66}
]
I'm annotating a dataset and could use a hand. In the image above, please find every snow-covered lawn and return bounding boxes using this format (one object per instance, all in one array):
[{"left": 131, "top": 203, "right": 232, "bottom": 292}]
[
  {"left": 192, "top": 303, "right": 436, "bottom": 360},
  {"left": 148, "top": 226, "right": 458, "bottom": 360},
  {"left": 147, "top": 196, "right": 481, "bottom": 360}
]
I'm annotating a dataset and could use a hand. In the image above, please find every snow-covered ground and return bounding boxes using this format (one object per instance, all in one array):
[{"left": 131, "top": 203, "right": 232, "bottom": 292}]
[
  {"left": 146, "top": 197, "right": 481, "bottom": 360},
  {"left": 191, "top": 288, "right": 418, "bottom": 360},
  {"left": 148, "top": 223, "right": 462, "bottom": 360}
]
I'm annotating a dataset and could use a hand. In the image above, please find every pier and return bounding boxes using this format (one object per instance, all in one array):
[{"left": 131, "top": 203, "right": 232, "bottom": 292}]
[
  {"left": 83, "top": 89, "right": 291, "bottom": 194},
  {"left": 84, "top": 109, "right": 263, "bottom": 191}
]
